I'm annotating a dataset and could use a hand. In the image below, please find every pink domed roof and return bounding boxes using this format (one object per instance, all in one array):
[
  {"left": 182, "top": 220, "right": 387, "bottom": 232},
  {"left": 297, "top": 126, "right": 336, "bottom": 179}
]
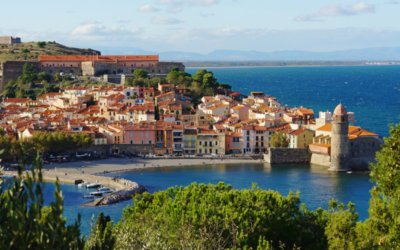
[{"left": 334, "top": 103, "right": 347, "bottom": 116}]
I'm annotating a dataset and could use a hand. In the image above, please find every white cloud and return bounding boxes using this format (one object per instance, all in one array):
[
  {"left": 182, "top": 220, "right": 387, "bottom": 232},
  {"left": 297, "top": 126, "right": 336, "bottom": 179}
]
[
  {"left": 295, "top": 2, "right": 375, "bottom": 22},
  {"left": 138, "top": 4, "right": 160, "bottom": 13},
  {"left": 160, "top": 0, "right": 219, "bottom": 6},
  {"left": 152, "top": 16, "right": 183, "bottom": 25},
  {"left": 384, "top": 0, "right": 399, "bottom": 4},
  {"left": 71, "top": 22, "right": 142, "bottom": 42},
  {"left": 158, "top": 0, "right": 221, "bottom": 12}
]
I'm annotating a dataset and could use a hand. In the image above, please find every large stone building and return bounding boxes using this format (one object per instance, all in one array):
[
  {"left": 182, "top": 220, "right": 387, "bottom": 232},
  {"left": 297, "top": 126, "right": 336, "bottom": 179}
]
[
  {"left": 38, "top": 55, "right": 184, "bottom": 76},
  {"left": 0, "top": 36, "right": 21, "bottom": 45},
  {"left": 0, "top": 54, "right": 184, "bottom": 90},
  {"left": 309, "top": 103, "right": 382, "bottom": 171}
]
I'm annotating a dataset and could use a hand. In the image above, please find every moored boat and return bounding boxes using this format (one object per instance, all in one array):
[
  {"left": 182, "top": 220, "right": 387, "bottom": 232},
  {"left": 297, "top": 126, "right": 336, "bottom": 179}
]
[{"left": 86, "top": 183, "right": 102, "bottom": 189}]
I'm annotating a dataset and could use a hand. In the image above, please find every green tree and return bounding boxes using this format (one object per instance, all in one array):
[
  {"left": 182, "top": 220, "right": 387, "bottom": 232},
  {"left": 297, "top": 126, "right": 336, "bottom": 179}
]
[
  {"left": 115, "top": 183, "right": 328, "bottom": 249},
  {"left": 2, "top": 80, "right": 16, "bottom": 98},
  {"left": 132, "top": 69, "right": 148, "bottom": 79},
  {"left": 0, "top": 156, "right": 84, "bottom": 249},
  {"left": 20, "top": 63, "right": 38, "bottom": 84},
  {"left": 358, "top": 124, "right": 400, "bottom": 248},
  {"left": 37, "top": 41, "right": 46, "bottom": 48},
  {"left": 325, "top": 200, "right": 358, "bottom": 250},
  {"left": 85, "top": 213, "right": 115, "bottom": 250},
  {"left": 270, "top": 132, "right": 289, "bottom": 148}
]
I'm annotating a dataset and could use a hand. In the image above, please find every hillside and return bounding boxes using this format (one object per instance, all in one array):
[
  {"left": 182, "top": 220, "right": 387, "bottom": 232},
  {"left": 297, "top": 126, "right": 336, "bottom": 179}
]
[{"left": 0, "top": 41, "right": 100, "bottom": 61}]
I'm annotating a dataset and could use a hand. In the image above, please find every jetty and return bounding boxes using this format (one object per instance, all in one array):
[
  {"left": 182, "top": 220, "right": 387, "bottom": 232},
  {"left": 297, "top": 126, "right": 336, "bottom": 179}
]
[{"left": 3, "top": 168, "right": 146, "bottom": 206}]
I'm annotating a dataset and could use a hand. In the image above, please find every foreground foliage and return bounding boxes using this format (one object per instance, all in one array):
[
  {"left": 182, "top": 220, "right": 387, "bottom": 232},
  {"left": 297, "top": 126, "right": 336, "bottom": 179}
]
[
  {"left": 115, "top": 183, "right": 331, "bottom": 249},
  {"left": 0, "top": 157, "right": 84, "bottom": 249}
]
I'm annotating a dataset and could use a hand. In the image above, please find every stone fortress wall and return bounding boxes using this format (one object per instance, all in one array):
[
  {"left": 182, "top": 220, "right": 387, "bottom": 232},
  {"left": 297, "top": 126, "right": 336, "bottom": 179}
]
[
  {"left": 0, "top": 36, "right": 21, "bottom": 45},
  {"left": 0, "top": 61, "right": 40, "bottom": 90},
  {"left": 0, "top": 55, "right": 185, "bottom": 90}
]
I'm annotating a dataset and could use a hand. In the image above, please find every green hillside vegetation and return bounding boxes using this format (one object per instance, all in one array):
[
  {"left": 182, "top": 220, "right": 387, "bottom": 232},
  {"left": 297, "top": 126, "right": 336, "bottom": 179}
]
[{"left": 0, "top": 41, "right": 100, "bottom": 61}]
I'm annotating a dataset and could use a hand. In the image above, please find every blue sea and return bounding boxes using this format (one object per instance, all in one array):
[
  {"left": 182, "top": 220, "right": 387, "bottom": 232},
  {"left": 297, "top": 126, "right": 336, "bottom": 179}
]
[
  {"left": 188, "top": 65, "right": 400, "bottom": 137},
  {"left": 44, "top": 65, "right": 400, "bottom": 234}
]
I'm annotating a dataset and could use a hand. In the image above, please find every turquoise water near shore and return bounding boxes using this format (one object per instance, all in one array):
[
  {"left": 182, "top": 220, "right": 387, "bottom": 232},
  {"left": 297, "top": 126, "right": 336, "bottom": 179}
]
[{"left": 46, "top": 65, "right": 400, "bottom": 234}]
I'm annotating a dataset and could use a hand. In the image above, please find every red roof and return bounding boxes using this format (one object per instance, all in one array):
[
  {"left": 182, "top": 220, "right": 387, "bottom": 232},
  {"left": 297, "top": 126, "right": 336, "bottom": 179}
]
[{"left": 39, "top": 55, "right": 159, "bottom": 63}]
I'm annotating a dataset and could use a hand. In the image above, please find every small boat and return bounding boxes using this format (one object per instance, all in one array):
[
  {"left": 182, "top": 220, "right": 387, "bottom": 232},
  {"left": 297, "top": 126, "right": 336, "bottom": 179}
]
[
  {"left": 347, "top": 171, "right": 353, "bottom": 174},
  {"left": 83, "top": 194, "right": 95, "bottom": 200},
  {"left": 86, "top": 183, "right": 102, "bottom": 189},
  {"left": 98, "top": 187, "right": 113, "bottom": 193},
  {"left": 89, "top": 191, "right": 104, "bottom": 197},
  {"left": 77, "top": 183, "right": 86, "bottom": 188}
]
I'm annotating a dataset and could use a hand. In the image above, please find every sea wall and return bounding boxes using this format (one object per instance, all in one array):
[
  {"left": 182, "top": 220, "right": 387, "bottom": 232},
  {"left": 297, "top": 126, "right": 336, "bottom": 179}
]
[
  {"left": 310, "top": 153, "right": 331, "bottom": 167},
  {"left": 349, "top": 156, "right": 375, "bottom": 171},
  {"left": 310, "top": 153, "right": 373, "bottom": 170},
  {"left": 264, "top": 148, "right": 310, "bottom": 164},
  {"left": 95, "top": 182, "right": 146, "bottom": 206}
]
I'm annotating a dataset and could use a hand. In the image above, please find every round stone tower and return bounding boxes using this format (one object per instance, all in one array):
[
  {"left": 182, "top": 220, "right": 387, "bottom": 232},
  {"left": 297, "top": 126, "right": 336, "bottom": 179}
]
[{"left": 330, "top": 103, "right": 350, "bottom": 171}]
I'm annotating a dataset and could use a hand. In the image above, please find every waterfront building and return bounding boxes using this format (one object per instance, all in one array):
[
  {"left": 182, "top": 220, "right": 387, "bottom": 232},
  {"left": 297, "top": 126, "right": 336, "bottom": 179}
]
[
  {"left": 241, "top": 125, "right": 269, "bottom": 154},
  {"left": 287, "top": 128, "right": 315, "bottom": 149},
  {"left": 197, "top": 129, "right": 225, "bottom": 155},
  {"left": 310, "top": 104, "right": 382, "bottom": 170},
  {"left": 225, "top": 131, "right": 242, "bottom": 154},
  {"left": 172, "top": 123, "right": 184, "bottom": 155},
  {"left": 124, "top": 122, "right": 156, "bottom": 145},
  {"left": 183, "top": 128, "right": 197, "bottom": 155}
]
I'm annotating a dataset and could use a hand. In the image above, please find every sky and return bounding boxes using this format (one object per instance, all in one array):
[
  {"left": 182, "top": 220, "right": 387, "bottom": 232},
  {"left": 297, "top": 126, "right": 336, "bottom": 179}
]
[{"left": 1, "top": 0, "right": 400, "bottom": 53}]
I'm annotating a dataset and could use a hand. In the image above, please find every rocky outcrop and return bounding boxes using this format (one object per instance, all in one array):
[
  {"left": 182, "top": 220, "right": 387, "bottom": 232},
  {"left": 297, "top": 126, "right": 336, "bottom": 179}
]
[{"left": 94, "top": 182, "right": 146, "bottom": 206}]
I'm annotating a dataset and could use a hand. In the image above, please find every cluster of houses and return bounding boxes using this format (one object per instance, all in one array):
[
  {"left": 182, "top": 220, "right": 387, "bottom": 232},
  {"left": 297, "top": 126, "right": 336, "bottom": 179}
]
[{"left": 0, "top": 82, "right": 381, "bottom": 162}]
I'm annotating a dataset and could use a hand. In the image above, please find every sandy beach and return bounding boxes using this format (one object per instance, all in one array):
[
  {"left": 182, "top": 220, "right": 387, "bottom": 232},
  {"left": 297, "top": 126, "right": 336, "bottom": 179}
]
[{"left": 4, "top": 157, "right": 262, "bottom": 191}]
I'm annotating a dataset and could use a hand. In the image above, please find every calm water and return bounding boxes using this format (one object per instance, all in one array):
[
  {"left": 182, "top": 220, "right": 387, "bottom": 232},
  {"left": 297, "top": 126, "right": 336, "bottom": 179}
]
[
  {"left": 46, "top": 163, "right": 373, "bottom": 235},
  {"left": 44, "top": 65, "right": 400, "bottom": 234},
  {"left": 188, "top": 65, "right": 400, "bottom": 137}
]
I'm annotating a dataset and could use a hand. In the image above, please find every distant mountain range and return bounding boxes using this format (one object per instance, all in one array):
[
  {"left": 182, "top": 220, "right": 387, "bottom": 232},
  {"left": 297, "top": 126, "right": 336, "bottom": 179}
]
[{"left": 98, "top": 46, "right": 400, "bottom": 62}]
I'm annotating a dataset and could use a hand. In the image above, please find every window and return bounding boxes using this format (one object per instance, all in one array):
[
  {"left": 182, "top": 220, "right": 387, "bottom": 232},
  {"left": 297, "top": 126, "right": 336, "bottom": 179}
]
[
  {"left": 216, "top": 149, "right": 218, "bottom": 154},
  {"left": 215, "top": 141, "right": 218, "bottom": 145}
]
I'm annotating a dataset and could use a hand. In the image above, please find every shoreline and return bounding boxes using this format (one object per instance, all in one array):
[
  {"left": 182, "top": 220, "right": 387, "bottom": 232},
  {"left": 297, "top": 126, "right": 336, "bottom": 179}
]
[{"left": 3, "top": 157, "right": 262, "bottom": 190}]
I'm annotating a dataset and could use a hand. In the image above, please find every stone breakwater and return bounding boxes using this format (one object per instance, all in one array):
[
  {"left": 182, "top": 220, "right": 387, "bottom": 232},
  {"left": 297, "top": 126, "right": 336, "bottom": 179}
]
[{"left": 94, "top": 181, "right": 146, "bottom": 206}]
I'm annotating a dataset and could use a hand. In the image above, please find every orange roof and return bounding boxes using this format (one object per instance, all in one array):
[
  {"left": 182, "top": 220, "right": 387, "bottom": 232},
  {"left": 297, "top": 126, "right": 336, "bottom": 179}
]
[
  {"left": 39, "top": 55, "right": 159, "bottom": 63},
  {"left": 289, "top": 128, "right": 307, "bottom": 136},
  {"left": 297, "top": 107, "right": 314, "bottom": 116},
  {"left": 4, "top": 98, "right": 31, "bottom": 103},
  {"left": 316, "top": 123, "right": 378, "bottom": 138}
]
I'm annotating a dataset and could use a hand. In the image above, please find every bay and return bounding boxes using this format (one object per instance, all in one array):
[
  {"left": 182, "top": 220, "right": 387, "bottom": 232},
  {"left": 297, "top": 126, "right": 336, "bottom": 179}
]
[{"left": 47, "top": 65, "right": 400, "bottom": 234}]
